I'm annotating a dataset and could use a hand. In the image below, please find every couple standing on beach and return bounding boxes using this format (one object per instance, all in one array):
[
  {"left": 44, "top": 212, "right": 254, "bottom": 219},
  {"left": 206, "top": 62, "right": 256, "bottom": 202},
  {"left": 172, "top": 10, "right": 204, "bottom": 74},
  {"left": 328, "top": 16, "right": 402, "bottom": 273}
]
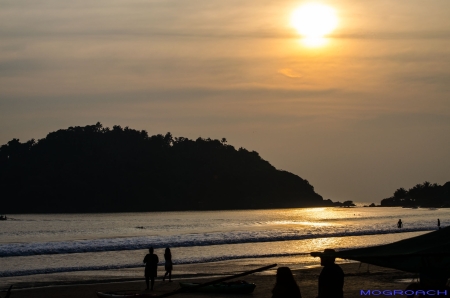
[{"left": 143, "top": 247, "right": 173, "bottom": 290}]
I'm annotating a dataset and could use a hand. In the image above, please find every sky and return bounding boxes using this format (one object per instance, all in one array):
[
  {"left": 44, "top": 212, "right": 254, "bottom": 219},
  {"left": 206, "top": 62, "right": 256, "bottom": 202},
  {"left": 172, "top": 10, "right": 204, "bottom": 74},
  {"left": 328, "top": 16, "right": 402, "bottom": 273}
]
[{"left": 1, "top": 0, "right": 450, "bottom": 204}]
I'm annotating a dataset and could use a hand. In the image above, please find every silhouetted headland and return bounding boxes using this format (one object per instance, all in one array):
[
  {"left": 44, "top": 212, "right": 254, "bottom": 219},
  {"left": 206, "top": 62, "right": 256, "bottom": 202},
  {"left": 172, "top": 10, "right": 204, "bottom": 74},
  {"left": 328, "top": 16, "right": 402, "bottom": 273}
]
[
  {"left": 380, "top": 181, "right": 450, "bottom": 208},
  {"left": 0, "top": 123, "right": 337, "bottom": 213}
]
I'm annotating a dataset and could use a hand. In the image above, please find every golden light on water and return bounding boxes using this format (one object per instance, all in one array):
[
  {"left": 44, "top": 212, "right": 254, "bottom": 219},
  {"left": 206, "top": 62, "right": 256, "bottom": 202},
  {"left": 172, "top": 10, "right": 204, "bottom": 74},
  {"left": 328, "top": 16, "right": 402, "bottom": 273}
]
[
  {"left": 272, "top": 220, "right": 333, "bottom": 227},
  {"left": 291, "top": 3, "right": 338, "bottom": 47}
]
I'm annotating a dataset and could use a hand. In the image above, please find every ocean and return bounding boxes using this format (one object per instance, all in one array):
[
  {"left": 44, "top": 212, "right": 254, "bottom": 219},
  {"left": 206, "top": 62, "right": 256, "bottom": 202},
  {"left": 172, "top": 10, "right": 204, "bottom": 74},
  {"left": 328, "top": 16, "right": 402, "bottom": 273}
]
[{"left": 0, "top": 207, "right": 445, "bottom": 288}]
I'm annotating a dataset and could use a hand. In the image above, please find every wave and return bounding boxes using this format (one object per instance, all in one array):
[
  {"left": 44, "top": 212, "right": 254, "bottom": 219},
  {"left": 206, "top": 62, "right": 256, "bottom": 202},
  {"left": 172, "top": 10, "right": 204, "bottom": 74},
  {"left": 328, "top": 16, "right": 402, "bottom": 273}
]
[
  {"left": 0, "top": 252, "right": 310, "bottom": 277},
  {"left": 0, "top": 227, "right": 434, "bottom": 258}
]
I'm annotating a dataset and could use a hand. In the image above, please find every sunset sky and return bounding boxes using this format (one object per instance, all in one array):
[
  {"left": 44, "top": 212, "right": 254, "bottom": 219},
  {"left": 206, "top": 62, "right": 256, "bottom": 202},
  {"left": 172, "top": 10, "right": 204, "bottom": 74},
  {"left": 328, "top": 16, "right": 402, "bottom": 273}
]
[{"left": 1, "top": 0, "right": 450, "bottom": 204}]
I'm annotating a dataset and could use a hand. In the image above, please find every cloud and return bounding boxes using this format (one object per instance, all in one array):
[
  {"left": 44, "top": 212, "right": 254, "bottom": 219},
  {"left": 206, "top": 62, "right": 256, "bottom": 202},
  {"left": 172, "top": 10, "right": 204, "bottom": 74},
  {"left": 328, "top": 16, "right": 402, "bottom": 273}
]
[
  {"left": 329, "top": 31, "right": 450, "bottom": 40},
  {"left": 0, "top": 59, "right": 42, "bottom": 76},
  {"left": 394, "top": 72, "right": 450, "bottom": 92},
  {"left": 278, "top": 68, "right": 302, "bottom": 78}
]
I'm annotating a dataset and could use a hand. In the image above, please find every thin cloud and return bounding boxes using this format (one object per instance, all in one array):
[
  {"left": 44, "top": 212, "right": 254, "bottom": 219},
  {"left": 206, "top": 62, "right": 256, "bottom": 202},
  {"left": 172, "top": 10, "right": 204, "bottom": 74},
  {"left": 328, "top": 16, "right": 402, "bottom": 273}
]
[{"left": 278, "top": 68, "right": 302, "bottom": 78}]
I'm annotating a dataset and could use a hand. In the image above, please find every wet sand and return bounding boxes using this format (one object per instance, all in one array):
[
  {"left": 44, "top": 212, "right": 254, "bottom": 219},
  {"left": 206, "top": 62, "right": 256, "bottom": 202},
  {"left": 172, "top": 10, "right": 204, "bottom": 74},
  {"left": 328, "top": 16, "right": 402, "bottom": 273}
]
[{"left": 4, "top": 262, "right": 418, "bottom": 298}]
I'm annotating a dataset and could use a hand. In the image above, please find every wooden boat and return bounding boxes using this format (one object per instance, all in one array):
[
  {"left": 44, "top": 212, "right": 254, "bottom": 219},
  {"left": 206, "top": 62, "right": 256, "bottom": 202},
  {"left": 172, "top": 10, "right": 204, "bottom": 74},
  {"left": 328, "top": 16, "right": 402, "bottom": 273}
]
[
  {"left": 311, "top": 227, "right": 450, "bottom": 291},
  {"left": 179, "top": 280, "right": 256, "bottom": 294},
  {"left": 156, "top": 264, "right": 275, "bottom": 298},
  {"left": 97, "top": 291, "right": 156, "bottom": 298},
  {"left": 2, "top": 285, "right": 12, "bottom": 298},
  {"left": 97, "top": 264, "right": 275, "bottom": 298}
]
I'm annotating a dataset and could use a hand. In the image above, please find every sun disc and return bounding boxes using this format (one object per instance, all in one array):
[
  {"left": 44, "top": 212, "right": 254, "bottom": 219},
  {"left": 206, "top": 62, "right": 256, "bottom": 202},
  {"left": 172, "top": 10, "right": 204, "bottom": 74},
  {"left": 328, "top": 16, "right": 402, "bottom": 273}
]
[{"left": 291, "top": 3, "right": 338, "bottom": 38}]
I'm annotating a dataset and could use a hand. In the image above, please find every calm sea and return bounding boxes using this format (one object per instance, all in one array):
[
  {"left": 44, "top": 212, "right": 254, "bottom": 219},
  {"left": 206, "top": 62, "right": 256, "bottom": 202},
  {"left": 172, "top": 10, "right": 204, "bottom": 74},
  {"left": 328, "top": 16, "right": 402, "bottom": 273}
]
[{"left": 0, "top": 207, "right": 446, "bottom": 286}]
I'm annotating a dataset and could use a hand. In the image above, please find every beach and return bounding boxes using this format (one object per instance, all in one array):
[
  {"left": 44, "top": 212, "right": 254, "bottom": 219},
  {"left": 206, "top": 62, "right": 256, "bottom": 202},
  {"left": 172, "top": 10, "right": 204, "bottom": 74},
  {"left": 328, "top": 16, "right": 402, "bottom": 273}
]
[
  {"left": 0, "top": 209, "right": 439, "bottom": 279},
  {"left": 1, "top": 209, "right": 442, "bottom": 297},
  {"left": 5, "top": 262, "right": 417, "bottom": 298}
]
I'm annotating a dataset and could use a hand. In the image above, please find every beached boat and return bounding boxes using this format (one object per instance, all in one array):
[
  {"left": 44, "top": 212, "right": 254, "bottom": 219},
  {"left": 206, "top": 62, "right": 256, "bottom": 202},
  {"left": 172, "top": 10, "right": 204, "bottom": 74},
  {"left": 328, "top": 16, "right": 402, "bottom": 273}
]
[
  {"left": 179, "top": 281, "right": 256, "bottom": 294},
  {"left": 96, "top": 265, "right": 273, "bottom": 298},
  {"left": 311, "top": 226, "right": 450, "bottom": 289},
  {"left": 2, "top": 285, "right": 12, "bottom": 298},
  {"left": 97, "top": 291, "right": 156, "bottom": 298}
]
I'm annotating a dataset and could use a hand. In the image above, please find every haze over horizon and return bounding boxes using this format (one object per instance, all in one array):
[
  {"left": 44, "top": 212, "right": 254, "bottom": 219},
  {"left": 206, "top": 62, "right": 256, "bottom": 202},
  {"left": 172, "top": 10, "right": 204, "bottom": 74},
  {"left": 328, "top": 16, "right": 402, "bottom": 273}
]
[{"left": 1, "top": 0, "right": 450, "bottom": 204}]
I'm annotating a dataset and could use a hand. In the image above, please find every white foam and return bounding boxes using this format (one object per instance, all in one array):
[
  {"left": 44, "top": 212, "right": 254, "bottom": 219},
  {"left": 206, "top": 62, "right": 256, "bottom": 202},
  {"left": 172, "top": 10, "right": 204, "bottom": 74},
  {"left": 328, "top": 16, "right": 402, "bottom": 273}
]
[
  {"left": 0, "top": 227, "right": 432, "bottom": 257},
  {"left": 0, "top": 252, "right": 309, "bottom": 277}
]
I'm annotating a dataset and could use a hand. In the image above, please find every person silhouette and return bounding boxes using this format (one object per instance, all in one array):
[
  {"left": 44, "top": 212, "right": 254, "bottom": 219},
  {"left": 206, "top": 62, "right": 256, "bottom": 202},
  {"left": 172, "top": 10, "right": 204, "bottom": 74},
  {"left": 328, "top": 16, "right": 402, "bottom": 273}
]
[
  {"left": 163, "top": 247, "right": 173, "bottom": 282},
  {"left": 272, "top": 267, "right": 302, "bottom": 298},
  {"left": 438, "top": 218, "right": 441, "bottom": 230},
  {"left": 397, "top": 219, "right": 403, "bottom": 228},
  {"left": 143, "top": 247, "right": 159, "bottom": 290},
  {"left": 317, "top": 249, "right": 344, "bottom": 298}
]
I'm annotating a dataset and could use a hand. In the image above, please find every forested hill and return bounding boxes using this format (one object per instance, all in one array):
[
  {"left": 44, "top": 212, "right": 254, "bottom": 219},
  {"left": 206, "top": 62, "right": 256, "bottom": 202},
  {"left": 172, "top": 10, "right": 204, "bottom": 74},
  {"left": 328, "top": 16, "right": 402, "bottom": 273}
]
[
  {"left": 0, "top": 123, "right": 331, "bottom": 213},
  {"left": 380, "top": 181, "right": 450, "bottom": 208}
]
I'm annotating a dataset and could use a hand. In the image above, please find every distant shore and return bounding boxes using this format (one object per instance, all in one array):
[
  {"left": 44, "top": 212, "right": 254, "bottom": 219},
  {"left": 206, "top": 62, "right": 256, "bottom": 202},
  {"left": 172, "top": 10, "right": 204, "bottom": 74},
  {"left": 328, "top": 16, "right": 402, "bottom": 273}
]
[
  {"left": 3, "top": 205, "right": 448, "bottom": 216},
  {"left": 6, "top": 262, "right": 416, "bottom": 298}
]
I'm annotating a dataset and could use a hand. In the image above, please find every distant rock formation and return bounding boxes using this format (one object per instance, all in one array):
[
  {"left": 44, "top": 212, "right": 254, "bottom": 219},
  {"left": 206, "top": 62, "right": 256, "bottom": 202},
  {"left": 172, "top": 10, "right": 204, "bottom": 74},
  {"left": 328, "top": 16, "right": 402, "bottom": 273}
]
[
  {"left": 0, "top": 123, "right": 334, "bottom": 213},
  {"left": 333, "top": 200, "right": 356, "bottom": 208}
]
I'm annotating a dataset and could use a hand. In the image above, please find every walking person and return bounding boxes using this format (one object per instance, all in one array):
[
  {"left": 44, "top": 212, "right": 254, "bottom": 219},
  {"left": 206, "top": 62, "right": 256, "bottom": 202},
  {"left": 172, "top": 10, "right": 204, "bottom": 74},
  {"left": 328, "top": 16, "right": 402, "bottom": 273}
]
[
  {"left": 397, "top": 219, "right": 403, "bottom": 228},
  {"left": 143, "top": 247, "right": 159, "bottom": 290},
  {"left": 438, "top": 218, "right": 441, "bottom": 230},
  {"left": 163, "top": 247, "right": 173, "bottom": 282}
]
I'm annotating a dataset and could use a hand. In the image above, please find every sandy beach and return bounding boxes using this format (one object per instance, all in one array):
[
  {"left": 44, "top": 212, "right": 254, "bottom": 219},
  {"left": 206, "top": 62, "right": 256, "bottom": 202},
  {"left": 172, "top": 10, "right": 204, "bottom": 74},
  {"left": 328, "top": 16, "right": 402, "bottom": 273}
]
[{"left": 4, "top": 262, "right": 418, "bottom": 298}]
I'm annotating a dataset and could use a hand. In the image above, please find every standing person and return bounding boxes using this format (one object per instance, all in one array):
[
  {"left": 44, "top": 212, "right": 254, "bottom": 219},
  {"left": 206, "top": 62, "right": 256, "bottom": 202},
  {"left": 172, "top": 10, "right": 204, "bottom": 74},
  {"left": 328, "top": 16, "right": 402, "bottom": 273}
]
[
  {"left": 317, "top": 249, "right": 344, "bottom": 298},
  {"left": 438, "top": 218, "right": 441, "bottom": 229},
  {"left": 143, "top": 247, "right": 159, "bottom": 290},
  {"left": 397, "top": 219, "right": 403, "bottom": 228},
  {"left": 272, "top": 267, "right": 302, "bottom": 298},
  {"left": 163, "top": 247, "right": 173, "bottom": 282}
]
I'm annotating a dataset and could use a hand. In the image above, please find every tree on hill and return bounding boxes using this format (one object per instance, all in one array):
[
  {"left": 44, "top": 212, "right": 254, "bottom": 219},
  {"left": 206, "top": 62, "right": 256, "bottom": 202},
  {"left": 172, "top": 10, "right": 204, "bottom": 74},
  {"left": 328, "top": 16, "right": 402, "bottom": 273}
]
[
  {"left": 0, "top": 123, "right": 332, "bottom": 213},
  {"left": 380, "top": 181, "right": 450, "bottom": 207}
]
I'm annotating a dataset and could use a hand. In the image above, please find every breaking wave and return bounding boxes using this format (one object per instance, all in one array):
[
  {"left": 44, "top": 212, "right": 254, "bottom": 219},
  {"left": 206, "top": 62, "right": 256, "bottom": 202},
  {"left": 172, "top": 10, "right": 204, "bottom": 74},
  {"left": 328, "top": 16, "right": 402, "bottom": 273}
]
[{"left": 0, "top": 227, "right": 433, "bottom": 258}]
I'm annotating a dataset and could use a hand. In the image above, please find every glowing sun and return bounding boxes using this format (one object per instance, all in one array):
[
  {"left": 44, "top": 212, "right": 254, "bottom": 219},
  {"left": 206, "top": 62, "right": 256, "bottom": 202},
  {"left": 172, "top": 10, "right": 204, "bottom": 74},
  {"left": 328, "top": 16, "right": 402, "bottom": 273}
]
[{"left": 291, "top": 3, "right": 338, "bottom": 46}]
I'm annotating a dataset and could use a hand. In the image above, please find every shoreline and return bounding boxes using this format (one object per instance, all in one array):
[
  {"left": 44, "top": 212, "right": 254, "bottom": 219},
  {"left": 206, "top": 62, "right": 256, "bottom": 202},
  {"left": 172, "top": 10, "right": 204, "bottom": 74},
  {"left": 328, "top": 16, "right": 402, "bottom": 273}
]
[
  {"left": 3, "top": 205, "right": 446, "bottom": 215},
  {"left": 3, "top": 263, "right": 414, "bottom": 298},
  {"left": 3, "top": 262, "right": 417, "bottom": 298}
]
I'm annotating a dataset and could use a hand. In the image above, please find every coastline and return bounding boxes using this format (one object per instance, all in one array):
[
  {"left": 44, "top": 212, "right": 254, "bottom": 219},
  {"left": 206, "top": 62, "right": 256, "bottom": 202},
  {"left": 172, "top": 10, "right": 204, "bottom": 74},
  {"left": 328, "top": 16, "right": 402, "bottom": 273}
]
[
  {"left": 4, "top": 262, "right": 416, "bottom": 298},
  {"left": 1, "top": 210, "right": 441, "bottom": 298}
]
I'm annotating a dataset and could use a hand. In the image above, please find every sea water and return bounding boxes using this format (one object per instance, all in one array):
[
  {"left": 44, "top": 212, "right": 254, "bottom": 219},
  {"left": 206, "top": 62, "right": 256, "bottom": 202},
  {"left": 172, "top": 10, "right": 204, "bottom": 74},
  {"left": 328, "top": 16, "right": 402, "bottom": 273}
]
[{"left": 0, "top": 207, "right": 446, "bottom": 287}]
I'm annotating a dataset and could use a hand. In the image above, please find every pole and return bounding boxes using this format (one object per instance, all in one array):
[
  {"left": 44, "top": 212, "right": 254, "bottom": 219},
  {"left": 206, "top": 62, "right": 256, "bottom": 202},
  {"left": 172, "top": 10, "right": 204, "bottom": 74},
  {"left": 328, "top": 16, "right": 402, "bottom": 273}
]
[{"left": 156, "top": 263, "right": 277, "bottom": 298}]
